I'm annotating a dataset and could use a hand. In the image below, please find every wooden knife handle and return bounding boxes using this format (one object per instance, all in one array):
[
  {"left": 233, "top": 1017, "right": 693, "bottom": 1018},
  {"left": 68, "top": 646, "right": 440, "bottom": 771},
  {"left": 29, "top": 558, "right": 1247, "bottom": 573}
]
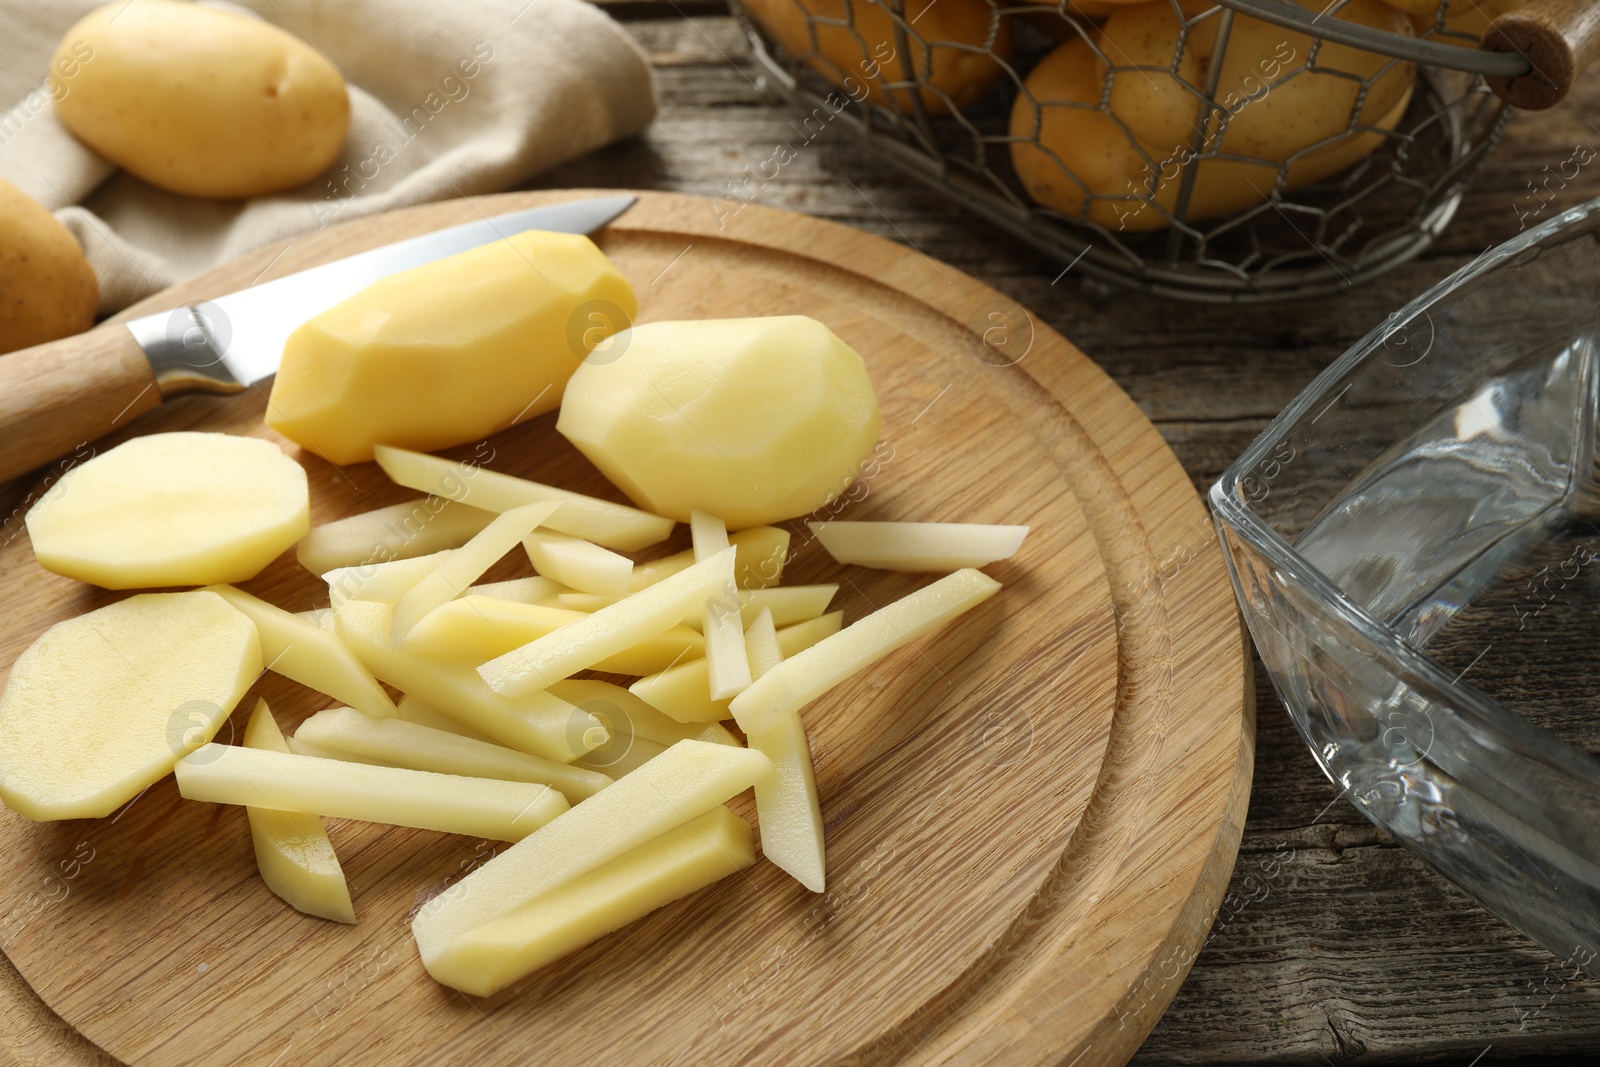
[
  {"left": 0, "top": 323, "right": 160, "bottom": 485},
  {"left": 1484, "top": 0, "right": 1600, "bottom": 110}
]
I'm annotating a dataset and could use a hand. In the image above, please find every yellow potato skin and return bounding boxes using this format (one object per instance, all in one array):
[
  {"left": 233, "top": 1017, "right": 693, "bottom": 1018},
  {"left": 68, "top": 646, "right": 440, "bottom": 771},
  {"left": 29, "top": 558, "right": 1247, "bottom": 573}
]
[
  {"left": 743, "top": 0, "right": 1012, "bottom": 115},
  {"left": 52, "top": 0, "right": 349, "bottom": 199},
  {"left": 1012, "top": 1, "right": 1149, "bottom": 45},
  {"left": 0, "top": 179, "right": 96, "bottom": 354},
  {"left": 557, "top": 316, "right": 881, "bottom": 529},
  {"left": 1391, "top": 0, "right": 1527, "bottom": 37},
  {"left": 268, "top": 230, "right": 637, "bottom": 466},
  {"left": 1011, "top": 0, "right": 1415, "bottom": 231}
]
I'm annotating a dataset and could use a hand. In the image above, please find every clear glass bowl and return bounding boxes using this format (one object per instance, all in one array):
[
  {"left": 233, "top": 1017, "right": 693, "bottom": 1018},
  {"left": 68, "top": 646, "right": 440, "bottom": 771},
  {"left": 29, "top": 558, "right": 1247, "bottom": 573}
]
[{"left": 1212, "top": 197, "right": 1600, "bottom": 973}]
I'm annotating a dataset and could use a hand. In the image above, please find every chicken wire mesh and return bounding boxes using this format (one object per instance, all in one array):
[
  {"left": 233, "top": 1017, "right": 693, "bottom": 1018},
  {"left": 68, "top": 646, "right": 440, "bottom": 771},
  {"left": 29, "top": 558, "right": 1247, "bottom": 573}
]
[{"left": 727, "top": 0, "right": 1533, "bottom": 302}]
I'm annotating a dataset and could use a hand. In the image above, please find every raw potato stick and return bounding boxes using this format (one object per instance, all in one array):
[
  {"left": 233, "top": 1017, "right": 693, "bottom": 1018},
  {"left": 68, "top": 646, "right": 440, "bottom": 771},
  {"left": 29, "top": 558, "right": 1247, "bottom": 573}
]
[
  {"left": 335, "top": 599, "right": 603, "bottom": 763},
  {"left": 296, "top": 607, "right": 335, "bottom": 630},
  {"left": 403, "top": 596, "right": 705, "bottom": 675},
  {"left": 626, "top": 548, "right": 694, "bottom": 592},
  {"left": 478, "top": 547, "right": 736, "bottom": 697},
  {"left": 324, "top": 551, "right": 450, "bottom": 608},
  {"left": 466, "top": 576, "right": 569, "bottom": 605},
  {"left": 731, "top": 568, "right": 1002, "bottom": 735},
  {"left": 749, "top": 710, "right": 826, "bottom": 892},
  {"left": 176, "top": 745, "right": 569, "bottom": 841},
  {"left": 242, "top": 701, "right": 355, "bottom": 923},
  {"left": 691, "top": 511, "right": 751, "bottom": 701},
  {"left": 411, "top": 739, "right": 772, "bottom": 969},
  {"left": 563, "top": 584, "right": 839, "bottom": 630},
  {"left": 679, "top": 585, "right": 838, "bottom": 631},
  {"left": 394, "top": 694, "right": 497, "bottom": 744},
  {"left": 430, "top": 807, "right": 755, "bottom": 996},
  {"left": 689, "top": 508, "right": 730, "bottom": 559},
  {"left": 392, "top": 501, "right": 561, "bottom": 639},
  {"left": 730, "top": 526, "right": 790, "bottom": 589},
  {"left": 373, "top": 445, "right": 674, "bottom": 552},
  {"left": 625, "top": 525, "right": 790, "bottom": 593},
  {"left": 630, "top": 612, "right": 843, "bottom": 723},
  {"left": 743, "top": 612, "right": 826, "bottom": 893},
  {"left": 523, "top": 530, "right": 633, "bottom": 595},
  {"left": 286, "top": 736, "right": 388, "bottom": 766},
  {"left": 557, "top": 592, "right": 619, "bottom": 612},
  {"left": 294, "top": 707, "right": 612, "bottom": 800},
  {"left": 208, "top": 585, "right": 396, "bottom": 718},
  {"left": 807, "top": 520, "right": 1028, "bottom": 572},
  {"left": 703, "top": 591, "right": 750, "bottom": 700},
  {"left": 575, "top": 734, "right": 668, "bottom": 778},
  {"left": 296, "top": 498, "right": 496, "bottom": 575},
  {"left": 403, "top": 597, "right": 583, "bottom": 656},
  {"left": 743, "top": 608, "right": 783, "bottom": 680},
  {"left": 547, "top": 680, "right": 739, "bottom": 748}
]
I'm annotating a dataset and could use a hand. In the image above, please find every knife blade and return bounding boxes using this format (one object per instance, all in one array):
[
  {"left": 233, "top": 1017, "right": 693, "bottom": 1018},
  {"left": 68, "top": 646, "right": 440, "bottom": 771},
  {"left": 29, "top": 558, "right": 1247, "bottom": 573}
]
[{"left": 0, "top": 194, "right": 637, "bottom": 485}]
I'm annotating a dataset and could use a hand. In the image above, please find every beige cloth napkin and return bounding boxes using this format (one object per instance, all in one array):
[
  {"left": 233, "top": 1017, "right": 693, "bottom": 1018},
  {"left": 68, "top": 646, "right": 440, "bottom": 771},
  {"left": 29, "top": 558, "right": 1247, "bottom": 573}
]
[{"left": 0, "top": 0, "right": 656, "bottom": 313}]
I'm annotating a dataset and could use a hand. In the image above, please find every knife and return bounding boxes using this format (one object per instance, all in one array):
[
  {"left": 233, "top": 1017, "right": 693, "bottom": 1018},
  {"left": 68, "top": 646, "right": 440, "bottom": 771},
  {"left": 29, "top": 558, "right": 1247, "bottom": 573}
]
[{"left": 0, "top": 194, "right": 637, "bottom": 485}]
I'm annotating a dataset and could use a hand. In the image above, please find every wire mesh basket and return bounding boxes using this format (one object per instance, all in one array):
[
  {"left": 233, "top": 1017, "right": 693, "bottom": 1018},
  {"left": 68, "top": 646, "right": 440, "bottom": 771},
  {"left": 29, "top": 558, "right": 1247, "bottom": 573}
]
[{"left": 727, "top": 0, "right": 1543, "bottom": 302}]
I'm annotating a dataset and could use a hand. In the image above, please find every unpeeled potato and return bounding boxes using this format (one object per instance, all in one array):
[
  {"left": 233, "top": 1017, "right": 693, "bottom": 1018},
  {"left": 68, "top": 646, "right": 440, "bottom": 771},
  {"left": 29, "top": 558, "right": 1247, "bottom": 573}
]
[
  {"left": 743, "top": 0, "right": 1012, "bottom": 115},
  {"left": 1015, "top": 0, "right": 1153, "bottom": 41},
  {"left": 53, "top": 0, "right": 349, "bottom": 199},
  {"left": 1388, "top": 0, "right": 1528, "bottom": 37},
  {"left": 1010, "top": 0, "right": 1416, "bottom": 231},
  {"left": 0, "top": 179, "right": 96, "bottom": 354}
]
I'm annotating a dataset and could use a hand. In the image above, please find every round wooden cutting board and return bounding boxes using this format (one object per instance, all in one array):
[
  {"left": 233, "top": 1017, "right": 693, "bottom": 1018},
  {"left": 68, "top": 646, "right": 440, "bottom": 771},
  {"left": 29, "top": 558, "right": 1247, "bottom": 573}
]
[{"left": 0, "top": 191, "right": 1252, "bottom": 1067}]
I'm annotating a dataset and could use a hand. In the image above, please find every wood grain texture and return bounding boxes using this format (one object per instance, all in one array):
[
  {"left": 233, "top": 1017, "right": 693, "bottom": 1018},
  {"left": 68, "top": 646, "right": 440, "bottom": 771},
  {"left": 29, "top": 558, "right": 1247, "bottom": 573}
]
[
  {"left": 0, "top": 324, "right": 157, "bottom": 485},
  {"left": 1486, "top": 0, "right": 1600, "bottom": 109},
  {"left": 7, "top": 5, "right": 1598, "bottom": 1061},
  {"left": 532, "top": 18, "right": 1600, "bottom": 1065},
  {"left": 0, "top": 191, "right": 1250, "bottom": 1066}
]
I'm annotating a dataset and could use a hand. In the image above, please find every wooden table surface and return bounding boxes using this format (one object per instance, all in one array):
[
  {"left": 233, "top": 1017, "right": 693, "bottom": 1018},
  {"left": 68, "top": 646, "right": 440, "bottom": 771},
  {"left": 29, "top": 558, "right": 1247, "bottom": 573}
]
[{"left": 559, "top": 5, "right": 1600, "bottom": 1065}]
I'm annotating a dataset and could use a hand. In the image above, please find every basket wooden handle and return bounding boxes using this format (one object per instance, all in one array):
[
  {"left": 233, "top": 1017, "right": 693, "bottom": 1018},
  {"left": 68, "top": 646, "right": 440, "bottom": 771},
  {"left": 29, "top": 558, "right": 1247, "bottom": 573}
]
[{"left": 1484, "top": 0, "right": 1600, "bottom": 110}]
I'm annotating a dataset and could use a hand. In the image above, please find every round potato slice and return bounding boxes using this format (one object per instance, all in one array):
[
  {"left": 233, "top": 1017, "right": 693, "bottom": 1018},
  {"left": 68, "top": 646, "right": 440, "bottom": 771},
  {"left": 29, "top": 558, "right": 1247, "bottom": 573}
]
[
  {"left": 26, "top": 432, "right": 309, "bottom": 589},
  {"left": 0, "top": 591, "right": 261, "bottom": 820}
]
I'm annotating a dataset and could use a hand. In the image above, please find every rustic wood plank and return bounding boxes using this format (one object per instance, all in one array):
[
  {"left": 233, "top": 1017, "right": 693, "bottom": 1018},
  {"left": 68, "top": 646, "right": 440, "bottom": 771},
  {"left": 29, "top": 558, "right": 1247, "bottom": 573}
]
[{"left": 532, "top": 11, "right": 1600, "bottom": 1065}]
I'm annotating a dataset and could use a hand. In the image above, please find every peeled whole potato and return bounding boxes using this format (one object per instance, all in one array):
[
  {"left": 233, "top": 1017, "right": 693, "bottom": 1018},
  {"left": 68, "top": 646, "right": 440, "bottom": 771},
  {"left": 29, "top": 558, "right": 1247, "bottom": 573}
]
[
  {"left": 0, "top": 178, "right": 97, "bottom": 354},
  {"left": 52, "top": 0, "right": 349, "bottom": 199},
  {"left": 557, "top": 317, "right": 881, "bottom": 529},
  {"left": 743, "top": 0, "right": 1012, "bottom": 115},
  {"left": 26, "top": 431, "right": 309, "bottom": 588},
  {"left": 268, "top": 229, "right": 637, "bottom": 466},
  {"left": 1011, "top": 0, "right": 1415, "bottom": 231},
  {"left": 0, "top": 591, "right": 261, "bottom": 821}
]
